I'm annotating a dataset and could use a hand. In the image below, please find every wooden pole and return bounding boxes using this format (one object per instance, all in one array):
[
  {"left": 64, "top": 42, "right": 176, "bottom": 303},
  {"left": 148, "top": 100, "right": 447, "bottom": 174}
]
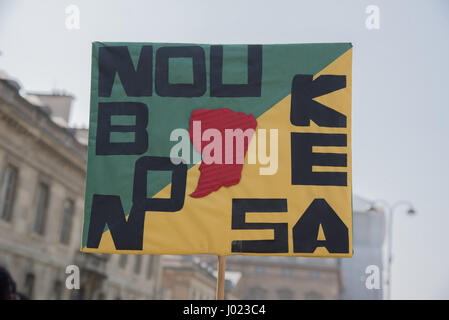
[{"left": 216, "top": 255, "right": 226, "bottom": 300}]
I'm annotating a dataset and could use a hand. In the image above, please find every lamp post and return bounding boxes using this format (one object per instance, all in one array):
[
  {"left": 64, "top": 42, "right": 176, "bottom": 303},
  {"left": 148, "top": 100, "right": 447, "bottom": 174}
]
[{"left": 368, "top": 200, "right": 416, "bottom": 300}]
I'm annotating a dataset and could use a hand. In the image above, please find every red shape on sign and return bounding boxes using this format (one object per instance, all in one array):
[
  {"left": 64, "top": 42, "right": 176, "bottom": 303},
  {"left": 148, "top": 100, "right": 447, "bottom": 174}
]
[{"left": 188, "top": 108, "right": 257, "bottom": 198}]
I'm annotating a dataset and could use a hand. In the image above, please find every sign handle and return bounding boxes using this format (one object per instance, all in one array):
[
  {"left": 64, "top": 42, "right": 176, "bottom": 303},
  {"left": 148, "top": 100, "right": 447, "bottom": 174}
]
[{"left": 216, "top": 255, "right": 226, "bottom": 300}]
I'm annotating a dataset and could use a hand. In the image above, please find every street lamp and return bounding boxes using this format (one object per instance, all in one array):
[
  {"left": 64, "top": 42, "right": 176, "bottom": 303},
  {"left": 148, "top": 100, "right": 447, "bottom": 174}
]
[{"left": 368, "top": 200, "right": 416, "bottom": 300}]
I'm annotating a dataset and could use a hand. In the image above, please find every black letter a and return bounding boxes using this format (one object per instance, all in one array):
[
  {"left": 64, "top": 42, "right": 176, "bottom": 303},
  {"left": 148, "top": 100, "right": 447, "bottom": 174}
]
[{"left": 293, "top": 199, "right": 349, "bottom": 254}]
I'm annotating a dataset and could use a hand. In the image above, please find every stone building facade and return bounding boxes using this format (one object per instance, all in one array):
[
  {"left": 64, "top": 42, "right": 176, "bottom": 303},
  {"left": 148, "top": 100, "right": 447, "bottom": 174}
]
[
  {"left": 0, "top": 72, "right": 162, "bottom": 300},
  {"left": 201, "top": 256, "right": 341, "bottom": 300},
  {"left": 161, "top": 255, "right": 239, "bottom": 300},
  {"left": 161, "top": 256, "right": 217, "bottom": 300}
]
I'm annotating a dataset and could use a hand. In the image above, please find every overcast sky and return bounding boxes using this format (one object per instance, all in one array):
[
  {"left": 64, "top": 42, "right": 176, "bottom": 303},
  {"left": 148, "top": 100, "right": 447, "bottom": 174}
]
[{"left": 0, "top": 0, "right": 448, "bottom": 299}]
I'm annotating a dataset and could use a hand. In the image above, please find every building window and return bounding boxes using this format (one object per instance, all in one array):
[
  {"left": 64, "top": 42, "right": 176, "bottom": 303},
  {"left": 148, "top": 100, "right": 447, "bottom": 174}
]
[
  {"left": 33, "top": 182, "right": 50, "bottom": 235},
  {"left": 282, "top": 268, "right": 293, "bottom": 277},
  {"left": 24, "top": 273, "right": 35, "bottom": 299},
  {"left": 97, "top": 292, "right": 105, "bottom": 300},
  {"left": 134, "top": 255, "right": 142, "bottom": 274},
  {"left": 247, "top": 286, "right": 267, "bottom": 300},
  {"left": 0, "top": 165, "right": 18, "bottom": 222},
  {"left": 146, "top": 255, "right": 154, "bottom": 280},
  {"left": 60, "top": 199, "right": 75, "bottom": 245},
  {"left": 75, "top": 288, "right": 85, "bottom": 300},
  {"left": 277, "top": 288, "right": 294, "bottom": 300},
  {"left": 304, "top": 290, "right": 323, "bottom": 300},
  {"left": 52, "top": 280, "right": 63, "bottom": 300},
  {"left": 119, "top": 254, "right": 128, "bottom": 269}
]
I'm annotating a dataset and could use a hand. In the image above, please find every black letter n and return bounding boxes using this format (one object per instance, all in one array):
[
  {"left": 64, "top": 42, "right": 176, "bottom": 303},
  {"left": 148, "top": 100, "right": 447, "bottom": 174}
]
[
  {"left": 98, "top": 45, "right": 153, "bottom": 97},
  {"left": 86, "top": 194, "right": 145, "bottom": 250},
  {"left": 86, "top": 156, "right": 187, "bottom": 250}
]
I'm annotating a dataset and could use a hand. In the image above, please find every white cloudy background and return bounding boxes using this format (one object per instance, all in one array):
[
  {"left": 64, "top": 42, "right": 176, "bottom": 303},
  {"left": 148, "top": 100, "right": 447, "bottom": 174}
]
[{"left": 0, "top": 0, "right": 448, "bottom": 299}]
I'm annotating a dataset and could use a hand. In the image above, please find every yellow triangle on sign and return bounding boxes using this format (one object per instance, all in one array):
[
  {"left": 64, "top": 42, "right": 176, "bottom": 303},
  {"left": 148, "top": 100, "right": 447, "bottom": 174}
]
[{"left": 317, "top": 224, "right": 326, "bottom": 241}]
